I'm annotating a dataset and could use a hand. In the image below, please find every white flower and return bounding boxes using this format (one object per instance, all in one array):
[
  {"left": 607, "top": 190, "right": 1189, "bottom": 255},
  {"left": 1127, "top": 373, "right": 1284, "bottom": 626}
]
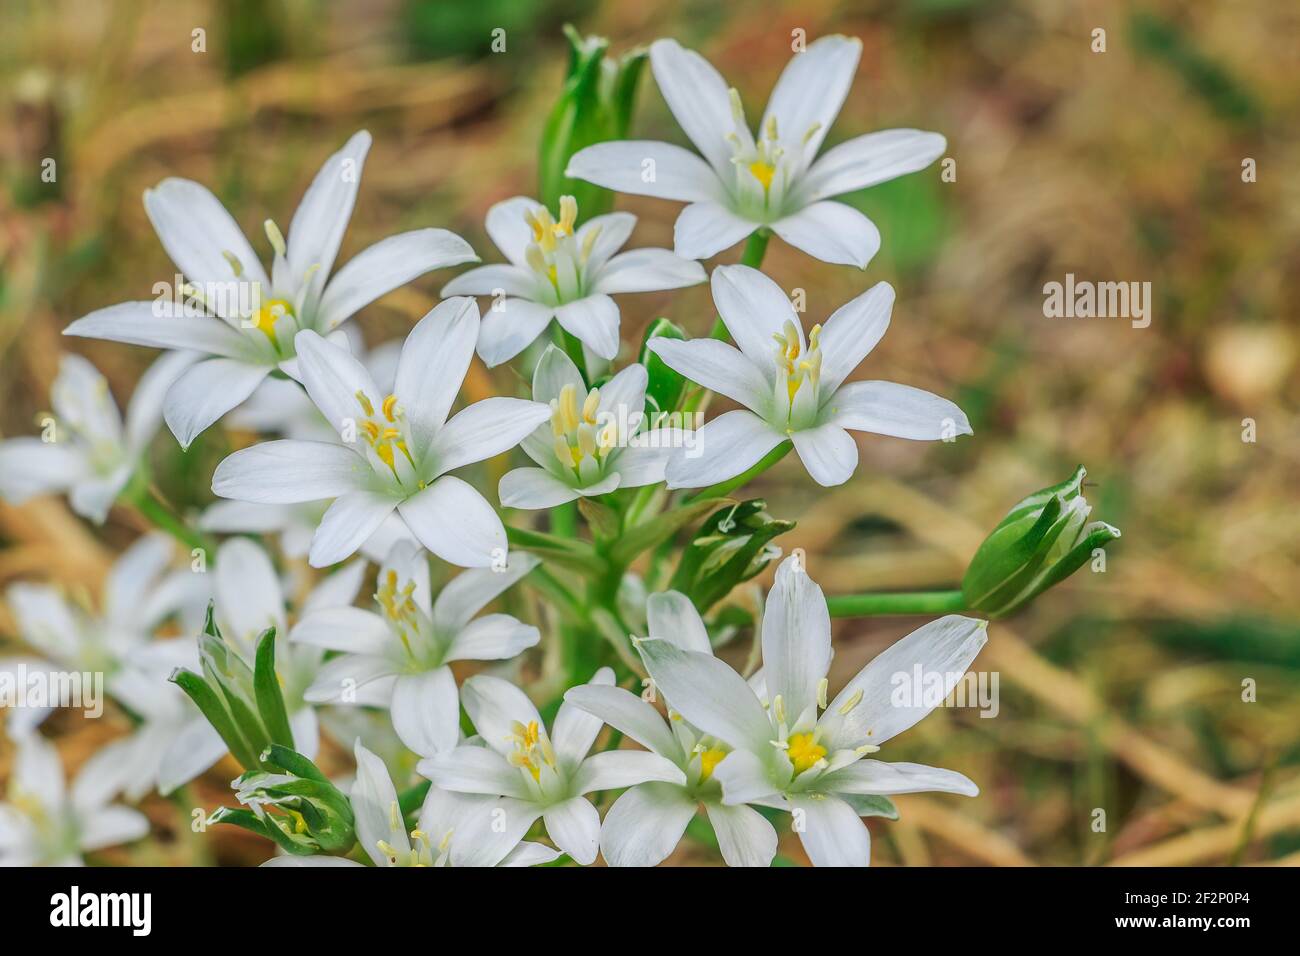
[
  {"left": 422, "top": 669, "right": 686, "bottom": 865},
  {"left": 0, "top": 731, "right": 149, "bottom": 866},
  {"left": 568, "top": 36, "right": 946, "bottom": 266},
  {"left": 294, "top": 541, "right": 540, "bottom": 758},
  {"left": 0, "top": 533, "right": 205, "bottom": 736},
  {"left": 63, "top": 130, "right": 478, "bottom": 448},
  {"left": 564, "top": 591, "right": 778, "bottom": 867},
  {"left": 648, "top": 264, "right": 970, "bottom": 488},
  {"left": 498, "top": 345, "right": 685, "bottom": 509},
  {"left": 636, "top": 554, "right": 987, "bottom": 866},
  {"left": 265, "top": 741, "right": 559, "bottom": 867},
  {"left": 442, "top": 195, "right": 704, "bottom": 366},
  {"left": 211, "top": 297, "right": 551, "bottom": 568},
  {"left": 0, "top": 351, "right": 195, "bottom": 523}
]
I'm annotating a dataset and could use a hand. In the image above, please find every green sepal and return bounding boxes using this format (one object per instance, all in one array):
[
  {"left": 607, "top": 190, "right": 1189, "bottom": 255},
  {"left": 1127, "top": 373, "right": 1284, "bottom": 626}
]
[
  {"left": 670, "top": 500, "right": 794, "bottom": 611},
  {"left": 169, "top": 667, "right": 260, "bottom": 771},
  {"left": 840, "top": 794, "right": 900, "bottom": 820}
]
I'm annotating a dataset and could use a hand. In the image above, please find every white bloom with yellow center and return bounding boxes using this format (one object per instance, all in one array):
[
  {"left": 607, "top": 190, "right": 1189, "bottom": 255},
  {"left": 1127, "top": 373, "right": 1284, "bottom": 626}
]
[
  {"left": 498, "top": 345, "right": 686, "bottom": 509},
  {"left": 567, "top": 36, "right": 947, "bottom": 266},
  {"left": 442, "top": 194, "right": 704, "bottom": 366},
  {"left": 294, "top": 541, "right": 540, "bottom": 758},
  {"left": 563, "top": 591, "right": 778, "bottom": 867},
  {"left": 64, "top": 130, "right": 478, "bottom": 448},
  {"left": 648, "top": 264, "right": 971, "bottom": 489},
  {"left": 0, "top": 731, "right": 149, "bottom": 866},
  {"left": 0, "top": 351, "right": 195, "bottom": 523},
  {"left": 211, "top": 297, "right": 552, "bottom": 568},
  {"left": 422, "top": 668, "right": 686, "bottom": 865},
  {"left": 636, "top": 555, "right": 987, "bottom": 867}
]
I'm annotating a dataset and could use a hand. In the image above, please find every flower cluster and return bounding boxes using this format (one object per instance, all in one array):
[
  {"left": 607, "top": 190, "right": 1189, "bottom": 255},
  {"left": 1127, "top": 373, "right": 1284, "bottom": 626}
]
[{"left": 0, "top": 29, "right": 1116, "bottom": 868}]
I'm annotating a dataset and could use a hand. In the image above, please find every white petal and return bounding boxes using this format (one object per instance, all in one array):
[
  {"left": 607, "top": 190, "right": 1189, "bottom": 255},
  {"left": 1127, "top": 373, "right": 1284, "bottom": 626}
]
[
  {"left": 823, "top": 759, "right": 979, "bottom": 797},
  {"left": 664, "top": 410, "right": 784, "bottom": 490},
  {"left": 421, "top": 790, "right": 542, "bottom": 867},
  {"left": 595, "top": 363, "right": 649, "bottom": 430},
  {"left": 599, "top": 783, "right": 696, "bottom": 867},
  {"left": 64, "top": 301, "right": 258, "bottom": 360},
  {"left": 144, "top": 177, "right": 268, "bottom": 289},
  {"left": 475, "top": 298, "right": 555, "bottom": 368},
  {"left": 712, "top": 749, "right": 781, "bottom": 806},
  {"left": 566, "top": 141, "right": 721, "bottom": 203},
  {"left": 645, "top": 591, "right": 712, "bottom": 655},
  {"left": 394, "top": 297, "right": 479, "bottom": 445},
  {"left": 352, "top": 739, "right": 406, "bottom": 865},
  {"left": 294, "top": 328, "right": 382, "bottom": 441},
  {"left": 262, "top": 854, "right": 363, "bottom": 867},
  {"left": 649, "top": 39, "right": 738, "bottom": 174},
  {"left": 391, "top": 669, "right": 461, "bottom": 758},
  {"left": 499, "top": 467, "right": 579, "bottom": 509},
  {"left": 637, "top": 639, "right": 772, "bottom": 753},
  {"left": 592, "top": 248, "right": 706, "bottom": 295},
  {"left": 607, "top": 439, "right": 678, "bottom": 489},
  {"left": 309, "top": 490, "right": 398, "bottom": 567},
  {"left": 761, "top": 36, "right": 862, "bottom": 169},
  {"left": 14, "top": 732, "right": 65, "bottom": 806},
  {"left": 646, "top": 337, "right": 768, "bottom": 411},
  {"left": 771, "top": 201, "right": 881, "bottom": 268},
  {"left": 674, "top": 202, "right": 757, "bottom": 260},
  {"left": 542, "top": 796, "right": 601, "bottom": 865},
  {"left": 561, "top": 684, "right": 681, "bottom": 759},
  {"left": 821, "top": 615, "right": 988, "bottom": 751},
  {"left": 551, "top": 666, "right": 615, "bottom": 772},
  {"left": 78, "top": 806, "right": 149, "bottom": 852},
  {"left": 441, "top": 263, "right": 535, "bottom": 297},
  {"left": 212, "top": 439, "right": 366, "bottom": 503},
  {"left": 789, "top": 793, "right": 871, "bottom": 866},
  {"left": 104, "top": 533, "right": 174, "bottom": 628},
  {"left": 157, "top": 719, "right": 227, "bottom": 794},
  {"left": 421, "top": 746, "right": 530, "bottom": 800},
  {"left": 791, "top": 422, "right": 859, "bottom": 487},
  {"left": 460, "top": 674, "right": 543, "bottom": 758},
  {"left": 290, "top": 606, "right": 391, "bottom": 655},
  {"left": 215, "top": 537, "right": 286, "bottom": 648},
  {"left": 553, "top": 295, "right": 620, "bottom": 361},
  {"left": 317, "top": 228, "right": 478, "bottom": 330},
  {"left": 300, "top": 557, "right": 369, "bottom": 613},
  {"left": 432, "top": 552, "right": 540, "bottom": 633},
  {"left": 163, "top": 358, "right": 270, "bottom": 449},
  {"left": 431, "top": 397, "right": 551, "bottom": 477},
  {"left": 572, "top": 750, "right": 686, "bottom": 794},
  {"left": 397, "top": 475, "right": 505, "bottom": 568},
  {"left": 575, "top": 212, "right": 636, "bottom": 273},
  {"left": 498, "top": 840, "right": 561, "bottom": 867},
  {"left": 704, "top": 800, "right": 779, "bottom": 867},
  {"left": 710, "top": 264, "right": 799, "bottom": 371},
  {"left": 799, "top": 129, "right": 947, "bottom": 204},
  {"left": 0, "top": 439, "right": 85, "bottom": 503},
  {"left": 124, "top": 349, "right": 204, "bottom": 453},
  {"left": 761, "top": 554, "right": 832, "bottom": 720},
  {"left": 828, "top": 380, "right": 972, "bottom": 441},
  {"left": 287, "top": 130, "right": 371, "bottom": 301},
  {"left": 445, "top": 614, "right": 539, "bottom": 663},
  {"left": 289, "top": 706, "right": 319, "bottom": 760},
  {"left": 817, "top": 281, "right": 894, "bottom": 395},
  {"left": 530, "top": 344, "right": 586, "bottom": 405},
  {"left": 304, "top": 654, "right": 398, "bottom": 703},
  {"left": 7, "top": 585, "right": 79, "bottom": 660},
  {"left": 484, "top": 196, "right": 543, "bottom": 266}
]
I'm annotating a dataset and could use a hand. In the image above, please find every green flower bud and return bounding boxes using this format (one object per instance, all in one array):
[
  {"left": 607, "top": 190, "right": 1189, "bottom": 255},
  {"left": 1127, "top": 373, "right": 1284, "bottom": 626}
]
[
  {"left": 962, "top": 465, "right": 1121, "bottom": 618},
  {"left": 538, "top": 25, "right": 647, "bottom": 220},
  {"left": 670, "top": 500, "right": 795, "bottom": 612},
  {"left": 212, "top": 745, "right": 355, "bottom": 856}
]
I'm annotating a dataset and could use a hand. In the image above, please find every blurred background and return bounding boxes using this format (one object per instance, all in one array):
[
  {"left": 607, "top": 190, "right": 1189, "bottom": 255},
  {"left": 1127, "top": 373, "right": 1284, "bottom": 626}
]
[{"left": 1, "top": 0, "right": 1297, "bottom": 866}]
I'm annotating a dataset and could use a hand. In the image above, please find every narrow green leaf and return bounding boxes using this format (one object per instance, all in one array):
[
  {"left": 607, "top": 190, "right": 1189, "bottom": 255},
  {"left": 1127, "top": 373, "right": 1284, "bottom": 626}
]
[
  {"left": 170, "top": 668, "right": 260, "bottom": 771},
  {"left": 254, "top": 628, "right": 296, "bottom": 749}
]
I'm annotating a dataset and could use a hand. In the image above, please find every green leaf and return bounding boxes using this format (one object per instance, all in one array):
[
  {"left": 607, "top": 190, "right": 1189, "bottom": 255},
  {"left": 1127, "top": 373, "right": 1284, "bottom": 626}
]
[
  {"left": 670, "top": 499, "right": 794, "bottom": 611},
  {"left": 170, "top": 668, "right": 260, "bottom": 771},
  {"left": 505, "top": 524, "right": 604, "bottom": 575},
  {"left": 254, "top": 628, "right": 296, "bottom": 749},
  {"left": 609, "top": 497, "right": 731, "bottom": 566},
  {"left": 639, "top": 317, "right": 687, "bottom": 416}
]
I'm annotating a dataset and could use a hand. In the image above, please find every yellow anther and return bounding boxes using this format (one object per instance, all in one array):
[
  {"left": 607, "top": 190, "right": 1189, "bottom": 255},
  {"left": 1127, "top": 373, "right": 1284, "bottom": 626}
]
[
  {"left": 222, "top": 250, "right": 246, "bottom": 278},
  {"left": 817, "top": 678, "right": 828, "bottom": 711},
  {"left": 557, "top": 195, "right": 578, "bottom": 236},
  {"left": 773, "top": 694, "right": 786, "bottom": 726},
  {"left": 787, "top": 733, "right": 827, "bottom": 774},
  {"left": 389, "top": 800, "right": 402, "bottom": 832},
  {"left": 558, "top": 384, "right": 580, "bottom": 433},
  {"left": 728, "top": 87, "right": 745, "bottom": 122},
  {"left": 838, "top": 688, "right": 864, "bottom": 716},
  {"left": 582, "top": 388, "right": 600, "bottom": 424},
  {"left": 381, "top": 394, "right": 399, "bottom": 421},
  {"left": 264, "top": 219, "right": 287, "bottom": 258},
  {"left": 802, "top": 122, "right": 822, "bottom": 146},
  {"left": 355, "top": 390, "right": 375, "bottom": 417}
]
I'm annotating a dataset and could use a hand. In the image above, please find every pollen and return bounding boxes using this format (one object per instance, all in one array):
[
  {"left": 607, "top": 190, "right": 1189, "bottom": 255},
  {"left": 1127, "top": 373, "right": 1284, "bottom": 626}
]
[
  {"left": 698, "top": 747, "right": 728, "bottom": 782},
  {"left": 787, "top": 733, "right": 827, "bottom": 774}
]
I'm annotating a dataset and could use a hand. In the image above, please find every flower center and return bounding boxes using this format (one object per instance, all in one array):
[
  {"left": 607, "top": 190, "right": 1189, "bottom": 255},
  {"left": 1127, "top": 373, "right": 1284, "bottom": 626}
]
[
  {"left": 249, "top": 297, "right": 296, "bottom": 347},
  {"left": 725, "top": 90, "right": 822, "bottom": 219},
  {"left": 786, "top": 732, "right": 828, "bottom": 774},
  {"left": 772, "top": 320, "right": 822, "bottom": 428},
  {"left": 549, "top": 382, "right": 617, "bottom": 486},
  {"left": 506, "top": 719, "right": 556, "bottom": 782},
  {"left": 375, "top": 800, "right": 450, "bottom": 866},
  {"left": 375, "top": 568, "right": 422, "bottom": 657},
  {"left": 523, "top": 196, "right": 600, "bottom": 304},
  {"left": 354, "top": 389, "right": 420, "bottom": 488},
  {"left": 697, "top": 747, "right": 728, "bottom": 782}
]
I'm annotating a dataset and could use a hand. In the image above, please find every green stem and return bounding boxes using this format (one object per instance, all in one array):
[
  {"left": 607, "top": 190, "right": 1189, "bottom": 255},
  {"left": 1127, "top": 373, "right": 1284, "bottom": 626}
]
[
  {"left": 130, "top": 481, "right": 215, "bottom": 556},
  {"left": 707, "top": 229, "right": 770, "bottom": 341},
  {"left": 827, "top": 589, "right": 968, "bottom": 618},
  {"left": 551, "top": 501, "right": 577, "bottom": 537},
  {"left": 684, "top": 441, "right": 791, "bottom": 503},
  {"left": 552, "top": 322, "right": 588, "bottom": 383}
]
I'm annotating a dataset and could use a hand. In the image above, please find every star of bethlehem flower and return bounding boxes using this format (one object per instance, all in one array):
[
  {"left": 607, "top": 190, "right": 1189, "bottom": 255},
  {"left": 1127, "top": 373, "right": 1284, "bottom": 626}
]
[
  {"left": 637, "top": 554, "right": 988, "bottom": 867},
  {"left": 563, "top": 591, "right": 779, "bottom": 867},
  {"left": 648, "top": 264, "right": 971, "bottom": 488},
  {"left": 0, "top": 730, "right": 149, "bottom": 866},
  {"left": 211, "top": 297, "right": 552, "bottom": 568},
  {"left": 422, "top": 669, "right": 686, "bottom": 865},
  {"left": 294, "top": 541, "right": 541, "bottom": 758},
  {"left": 63, "top": 130, "right": 479, "bottom": 448},
  {"left": 498, "top": 345, "right": 687, "bottom": 508},
  {"left": 567, "top": 36, "right": 947, "bottom": 266},
  {"left": 264, "top": 741, "right": 559, "bottom": 867},
  {"left": 442, "top": 194, "right": 704, "bottom": 366},
  {"left": 0, "top": 351, "right": 195, "bottom": 523}
]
